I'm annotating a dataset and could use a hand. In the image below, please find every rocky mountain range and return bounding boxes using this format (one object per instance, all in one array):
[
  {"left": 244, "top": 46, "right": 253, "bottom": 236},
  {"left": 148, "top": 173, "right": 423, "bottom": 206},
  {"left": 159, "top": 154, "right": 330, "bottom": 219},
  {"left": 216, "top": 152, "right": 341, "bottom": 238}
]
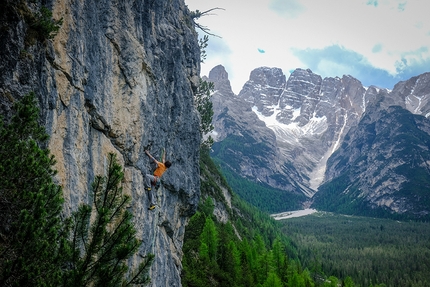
[{"left": 208, "top": 65, "right": 430, "bottom": 219}]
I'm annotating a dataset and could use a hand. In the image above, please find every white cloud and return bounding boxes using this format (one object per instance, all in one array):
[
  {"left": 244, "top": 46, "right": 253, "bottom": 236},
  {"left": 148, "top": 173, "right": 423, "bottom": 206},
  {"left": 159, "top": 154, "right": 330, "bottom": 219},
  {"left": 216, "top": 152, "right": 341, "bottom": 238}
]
[
  {"left": 186, "top": 0, "right": 430, "bottom": 91},
  {"left": 269, "top": 0, "right": 305, "bottom": 19}
]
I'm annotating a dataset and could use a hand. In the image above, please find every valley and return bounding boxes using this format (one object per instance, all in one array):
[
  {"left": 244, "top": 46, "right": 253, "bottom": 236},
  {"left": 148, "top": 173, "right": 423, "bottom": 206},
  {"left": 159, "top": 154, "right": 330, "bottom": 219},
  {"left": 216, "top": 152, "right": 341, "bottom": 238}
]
[
  {"left": 278, "top": 212, "right": 430, "bottom": 287},
  {"left": 207, "top": 65, "right": 430, "bottom": 286},
  {"left": 209, "top": 65, "right": 430, "bottom": 220}
]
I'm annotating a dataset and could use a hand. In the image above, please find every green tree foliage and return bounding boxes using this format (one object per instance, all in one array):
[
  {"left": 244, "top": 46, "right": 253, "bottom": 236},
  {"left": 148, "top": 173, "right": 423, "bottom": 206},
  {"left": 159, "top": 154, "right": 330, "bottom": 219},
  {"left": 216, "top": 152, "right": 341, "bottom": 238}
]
[
  {"left": 190, "top": 6, "right": 218, "bottom": 150},
  {"left": 200, "top": 217, "right": 218, "bottom": 262},
  {"left": 264, "top": 272, "right": 282, "bottom": 287},
  {"left": 200, "top": 196, "right": 215, "bottom": 217},
  {"left": 226, "top": 240, "right": 241, "bottom": 283},
  {"left": 31, "top": 6, "right": 63, "bottom": 40},
  {"left": 63, "top": 153, "right": 154, "bottom": 287},
  {"left": 213, "top": 160, "right": 305, "bottom": 213},
  {"left": 182, "top": 203, "right": 334, "bottom": 287},
  {"left": 344, "top": 276, "right": 355, "bottom": 287},
  {"left": 0, "top": 92, "right": 65, "bottom": 286},
  {"left": 281, "top": 213, "right": 430, "bottom": 287},
  {"left": 199, "top": 35, "right": 209, "bottom": 63},
  {"left": 271, "top": 237, "right": 288, "bottom": 282},
  {"left": 182, "top": 147, "right": 353, "bottom": 287},
  {"left": 194, "top": 79, "right": 215, "bottom": 148},
  {"left": 0, "top": 95, "right": 154, "bottom": 286},
  {"left": 324, "top": 276, "right": 338, "bottom": 287},
  {"left": 211, "top": 134, "right": 306, "bottom": 213}
]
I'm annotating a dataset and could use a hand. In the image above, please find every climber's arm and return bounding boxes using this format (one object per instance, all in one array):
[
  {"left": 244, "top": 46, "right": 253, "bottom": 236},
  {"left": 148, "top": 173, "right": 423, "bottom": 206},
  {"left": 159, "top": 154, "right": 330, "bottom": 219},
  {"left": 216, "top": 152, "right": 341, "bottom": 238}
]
[
  {"left": 161, "top": 148, "right": 166, "bottom": 163},
  {"left": 145, "top": 150, "right": 159, "bottom": 164}
]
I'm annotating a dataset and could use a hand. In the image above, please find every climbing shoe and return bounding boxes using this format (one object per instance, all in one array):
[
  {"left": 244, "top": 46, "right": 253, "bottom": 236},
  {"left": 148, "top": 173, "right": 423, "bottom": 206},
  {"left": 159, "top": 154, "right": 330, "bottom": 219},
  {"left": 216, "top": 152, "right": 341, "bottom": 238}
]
[
  {"left": 145, "top": 187, "right": 151, "bottom": 191},
  {"left": 148, "top": 204, "right": 156, "bottom": 210}
]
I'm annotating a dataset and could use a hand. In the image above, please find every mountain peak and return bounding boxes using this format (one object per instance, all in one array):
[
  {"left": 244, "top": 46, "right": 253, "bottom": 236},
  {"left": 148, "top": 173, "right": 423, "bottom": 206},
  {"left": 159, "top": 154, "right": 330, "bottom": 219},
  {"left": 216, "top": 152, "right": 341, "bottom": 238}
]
[
  {"left": 211, "top": 65, "right": 430, "bottom": 219},
  {"left": 208, "top": 65, "right": 235, "bottom": 97},
  {"left": 209, "top": 64, "right": 229, "bottom": 81},
  {"left": 247, "top": 66, "right": 286, "bottom": 89}
]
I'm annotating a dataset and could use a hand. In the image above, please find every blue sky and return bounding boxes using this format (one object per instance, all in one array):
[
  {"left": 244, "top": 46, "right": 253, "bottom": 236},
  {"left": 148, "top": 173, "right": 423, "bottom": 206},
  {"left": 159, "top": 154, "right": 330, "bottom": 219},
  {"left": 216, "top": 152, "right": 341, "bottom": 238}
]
[{"left": 185, "top": 0, "right": 430, "bottom": 94}]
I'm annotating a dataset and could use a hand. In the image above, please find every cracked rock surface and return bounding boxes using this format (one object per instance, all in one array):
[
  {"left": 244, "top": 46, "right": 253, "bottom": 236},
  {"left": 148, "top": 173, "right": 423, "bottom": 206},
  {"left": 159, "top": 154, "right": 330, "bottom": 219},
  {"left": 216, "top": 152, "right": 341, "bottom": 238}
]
[{"left": 0, "top": 1, "right": 201, "bottom": 286}]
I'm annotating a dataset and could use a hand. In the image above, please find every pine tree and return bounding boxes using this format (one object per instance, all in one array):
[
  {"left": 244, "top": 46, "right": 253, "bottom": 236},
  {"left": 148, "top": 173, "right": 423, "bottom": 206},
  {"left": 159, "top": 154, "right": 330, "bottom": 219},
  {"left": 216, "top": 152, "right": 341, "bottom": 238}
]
[
  {"left": 199, "top": 242, "right": 210, "bottom": 262},
  {"left": 0, "top": 94, "right": 154, "bottom": 286},
  {"left": 264, "top": 272, "right": 283, "bottom": 287},
  {"left": 271, "top": 237, "right": 286, "bottom": 279},
  {"left": 324, "top": 276, "right": 339, "bottom": 287},
  {"left": 199, "top": 217, "right": 218, "bottom": 262},
  {"left": 63, "top": 153, "right": 154, "bottom": 287},
  {"left": 0, "top": 92, "right": 65, "bottom": 286},
  {"left": 227, "top": 240, "right": 241, "bottom": 284},
  {"left": 301, "top": 269, "right": 314, "bottom": 287},
  {"left": 343, "top": 276, "right": 355, "bottom": 287}
]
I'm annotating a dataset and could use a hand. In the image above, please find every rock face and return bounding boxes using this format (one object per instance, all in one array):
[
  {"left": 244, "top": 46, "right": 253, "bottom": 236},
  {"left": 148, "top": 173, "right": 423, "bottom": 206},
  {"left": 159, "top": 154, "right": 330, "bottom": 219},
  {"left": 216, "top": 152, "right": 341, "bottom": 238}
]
[
  {"left": 314, "top": 75, "right": 430, "bottom": 218},
  {"left": 209, "top": 65, "right": 430, "bottom": 217},
  {"left": 0, "top": 1, "right": 201, "bottom": 286},
  {"left": 209, "top": 65, "right": 302, "bottom": 194}
]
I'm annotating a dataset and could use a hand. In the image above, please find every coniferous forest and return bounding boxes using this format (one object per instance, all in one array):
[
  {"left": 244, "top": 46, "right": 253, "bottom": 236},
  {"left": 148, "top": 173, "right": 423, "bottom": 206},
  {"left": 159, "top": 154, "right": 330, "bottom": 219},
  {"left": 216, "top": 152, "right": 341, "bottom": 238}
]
[
  {"left": 182, "top": 147, "right": 430, "bottom": 287},
  {"left": 279, "top": 213, "right": 430, "bottom": 287},
  {"left": 181, "top": 148, "right": 373, "bottom": 287}
]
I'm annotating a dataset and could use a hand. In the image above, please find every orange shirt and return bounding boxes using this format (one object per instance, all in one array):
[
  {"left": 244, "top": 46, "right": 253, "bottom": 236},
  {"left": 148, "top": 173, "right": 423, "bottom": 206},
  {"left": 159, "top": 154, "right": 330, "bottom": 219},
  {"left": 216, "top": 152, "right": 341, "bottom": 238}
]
[{"left": 153, "top": 162, "right": 167, "bottom": 177}]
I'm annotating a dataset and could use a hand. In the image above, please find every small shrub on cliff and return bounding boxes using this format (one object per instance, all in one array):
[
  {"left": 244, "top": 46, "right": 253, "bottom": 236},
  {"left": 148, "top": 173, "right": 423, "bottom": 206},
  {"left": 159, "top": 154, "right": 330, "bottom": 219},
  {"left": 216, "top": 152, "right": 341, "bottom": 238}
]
[
  {"left": 199, "top": 35, "right": 209, "bottom": 63},
  {"left": 31, "top": 6, "right": 63, "bottom": 40},
  {"left": 194, "top": 78, "right": 214, "bottom": 148},
  {"left": 19, "top": 3, "right": 63, "bottom": 44}
]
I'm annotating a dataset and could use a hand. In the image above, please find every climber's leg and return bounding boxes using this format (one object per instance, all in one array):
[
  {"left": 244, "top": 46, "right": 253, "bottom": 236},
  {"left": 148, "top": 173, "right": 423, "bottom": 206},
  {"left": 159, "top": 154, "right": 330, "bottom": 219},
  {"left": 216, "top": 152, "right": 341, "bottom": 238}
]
[{"left": 144, "top": 174, "right": 157, "bottom": 209}]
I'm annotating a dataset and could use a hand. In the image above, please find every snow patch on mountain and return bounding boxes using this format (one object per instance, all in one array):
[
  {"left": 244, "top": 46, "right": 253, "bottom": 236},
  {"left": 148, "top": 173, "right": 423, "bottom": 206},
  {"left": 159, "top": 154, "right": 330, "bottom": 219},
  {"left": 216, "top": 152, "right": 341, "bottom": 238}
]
[{"left": 252, "top": 105, "right": 328, "bottom": 143}]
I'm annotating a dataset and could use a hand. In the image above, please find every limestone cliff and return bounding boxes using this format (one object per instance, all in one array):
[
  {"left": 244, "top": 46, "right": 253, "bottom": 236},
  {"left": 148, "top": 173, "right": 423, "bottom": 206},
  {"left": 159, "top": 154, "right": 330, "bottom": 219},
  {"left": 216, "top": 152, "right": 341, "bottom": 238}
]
[{"left": 0, "top": 1, "right": 201, "bottom": 286}]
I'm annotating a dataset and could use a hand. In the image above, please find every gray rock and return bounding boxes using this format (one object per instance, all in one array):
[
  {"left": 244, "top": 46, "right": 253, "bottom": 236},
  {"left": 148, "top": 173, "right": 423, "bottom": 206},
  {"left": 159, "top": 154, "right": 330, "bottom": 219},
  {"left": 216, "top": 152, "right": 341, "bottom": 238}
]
[
  {"left": 211, "top": 66, "right": 372, "bottom": 197},
  {"left": 210, "top": 66, "right": 430, "bottom": 199},
  {"left": 0, "top": 1, "right": 201, "bottom": 286}
]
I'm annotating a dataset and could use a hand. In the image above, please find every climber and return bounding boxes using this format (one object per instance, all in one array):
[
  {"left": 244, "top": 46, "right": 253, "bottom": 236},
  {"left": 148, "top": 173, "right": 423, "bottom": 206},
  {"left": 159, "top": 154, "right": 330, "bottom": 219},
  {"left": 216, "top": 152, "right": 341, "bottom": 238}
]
[{"left": 144, "top": 148, "right": 172, "bottom": 210}]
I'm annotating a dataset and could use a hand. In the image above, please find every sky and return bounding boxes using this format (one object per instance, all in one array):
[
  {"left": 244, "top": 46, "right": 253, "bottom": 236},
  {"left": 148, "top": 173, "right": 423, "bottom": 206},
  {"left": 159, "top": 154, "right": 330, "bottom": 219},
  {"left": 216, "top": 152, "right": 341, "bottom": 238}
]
[{"left": 185, "top": 0, "right": 430, "bottom": 94}]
